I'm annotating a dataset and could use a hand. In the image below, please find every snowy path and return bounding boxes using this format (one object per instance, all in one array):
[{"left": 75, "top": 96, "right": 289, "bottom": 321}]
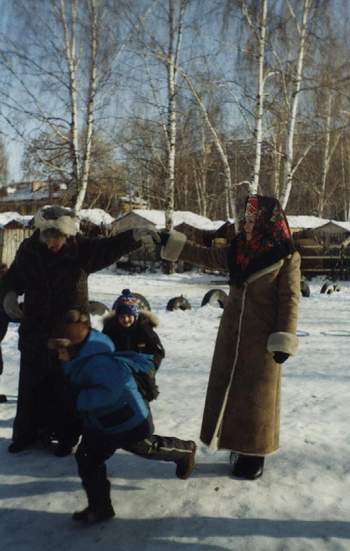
[{"left": 0, "top": 271, "right": 349, "bottom": 550}]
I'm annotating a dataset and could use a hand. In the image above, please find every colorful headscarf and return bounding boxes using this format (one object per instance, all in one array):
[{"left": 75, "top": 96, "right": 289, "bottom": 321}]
[{"left": 228, "top": 195, "right": 294, "bottom": 284}]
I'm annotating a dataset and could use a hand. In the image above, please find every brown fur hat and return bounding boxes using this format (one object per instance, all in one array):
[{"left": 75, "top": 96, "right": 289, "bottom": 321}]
[{"left": 48, "top": 309, "right": 90, "bottom": 350}]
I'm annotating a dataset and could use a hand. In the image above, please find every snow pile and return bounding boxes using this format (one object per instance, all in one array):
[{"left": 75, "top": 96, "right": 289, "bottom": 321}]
[{"left": 78, "top": 208, "right": 115, "bottom": 227}]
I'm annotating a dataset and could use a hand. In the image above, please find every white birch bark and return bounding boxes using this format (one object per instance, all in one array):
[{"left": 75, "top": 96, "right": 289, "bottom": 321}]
[
  {"left": 60, "top": 0, "right": 81, "bottom": 191},
  {"left": 181, "top": 70, "right": 236, "bottom": 222},
  {"left": 318, "top": 94, "right": 332, "bottom": 217},
  {"left": 165, "top": 0, "right": 177, "bottom": 231},
  {"left": 251, "top": 0, "right": 268, "bottom": 195},
  {"left": 280, "top": 0, "right": 312, "bottom": 209},
  {"left": 193, "top": 128, "right": 209, "bottom": 217},
  {"left": 165, "top": 0, "right": 187, "bottom": 232},
  {"left": 75, "top": 0, "right": 98, "bottom": 211}
]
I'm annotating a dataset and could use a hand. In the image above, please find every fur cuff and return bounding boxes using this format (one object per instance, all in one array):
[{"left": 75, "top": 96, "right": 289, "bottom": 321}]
[
  {"left": 161, "top": 230, "right": 187, "bottom": 262},
  {"left": 267, "top": 331, "right": 298, "bottom": 356}
]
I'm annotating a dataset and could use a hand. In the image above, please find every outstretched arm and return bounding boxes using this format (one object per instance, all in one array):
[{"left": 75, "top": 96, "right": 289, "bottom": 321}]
[
  {"left": 78, "top": 229, "right": 158, "bottom": 274},
  {"left": 161, "top": 230, "right": 229, "bottom": 273}
]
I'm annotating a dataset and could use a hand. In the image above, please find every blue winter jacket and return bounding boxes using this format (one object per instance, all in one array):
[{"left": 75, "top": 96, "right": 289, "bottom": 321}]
[{"left": 62, "top": 329, "right": 154, "bottom": 436}]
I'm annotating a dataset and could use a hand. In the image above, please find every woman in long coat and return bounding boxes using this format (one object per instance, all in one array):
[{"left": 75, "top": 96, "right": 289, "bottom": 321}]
[{"left": 160, "top": 195, "right": 300, "bottom": 479}]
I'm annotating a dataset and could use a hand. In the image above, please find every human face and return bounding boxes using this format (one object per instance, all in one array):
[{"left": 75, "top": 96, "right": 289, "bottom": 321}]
[
  {"left": 244, "top": 214, "right": 256, "bottom": 241},
  {"left": 45, "top": 236, "right": 67, "bottom": 253},
  {"left": 40, "top": 230, "right": 67, "bottom": 253},
  {"left": 118, "top": 314, "right": 136, "bottom": 328}
]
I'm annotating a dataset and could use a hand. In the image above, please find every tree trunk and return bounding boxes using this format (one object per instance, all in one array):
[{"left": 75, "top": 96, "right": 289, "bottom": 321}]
[
  {"left": 251, "top": 0, "right": 268, "bottom": 195},
  {"left": 181, "top": 70, "right": 236, "bottom": 223},
  {"left": 75, "top": 0, "right": 98, "bottom": 211},
  {"left": 318, "top": 93, "right": 332, "bottom": 217},
  {"left": 60, "top": 0, "right": 81, "bottom": 195},
  {"left": 280, "top": 0, "right": 311, "bottom": 209}
]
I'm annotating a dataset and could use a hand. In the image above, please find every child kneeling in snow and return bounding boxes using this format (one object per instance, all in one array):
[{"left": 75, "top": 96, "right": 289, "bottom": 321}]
[
  {"left": 49, "top": 310, "right": 196, "bottom": 525},
  {"left": 102, "top": 288, "right": 165, "bottom": 402}
]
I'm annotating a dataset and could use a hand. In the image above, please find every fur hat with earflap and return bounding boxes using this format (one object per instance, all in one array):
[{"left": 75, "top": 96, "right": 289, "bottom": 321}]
[
  {"left": 48, "top": 309, "right": 91, "bottom": 352},
  {"left": 34, "top": 206, "right": 79, "bottom": 237}
]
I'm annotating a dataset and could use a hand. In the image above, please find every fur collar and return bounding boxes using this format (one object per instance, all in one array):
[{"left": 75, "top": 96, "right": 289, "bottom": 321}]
[
  {"left": 104, "top": 309, "right": 159, "bottom": 328},
  {"left": 227, "top": 239, "right": 294, "bottom": 286}
]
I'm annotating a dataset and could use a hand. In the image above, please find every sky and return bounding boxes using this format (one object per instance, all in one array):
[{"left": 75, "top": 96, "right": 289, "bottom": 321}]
[{"left": 0, "top": 269, "right": 349, "bottom": 550}]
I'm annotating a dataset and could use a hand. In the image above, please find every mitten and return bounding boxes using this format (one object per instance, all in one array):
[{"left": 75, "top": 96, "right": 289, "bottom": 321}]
[
  {"left": 273, "top": 351, "right": 289, "bottom": 364},
  {"left": 3, "top": 291, "right": 23, "bottom": 321}
]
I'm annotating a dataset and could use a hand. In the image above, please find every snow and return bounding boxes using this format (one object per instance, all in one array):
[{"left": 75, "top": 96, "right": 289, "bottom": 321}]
[
  {"left": 78, "top": 208, "right": 115, "bottom": 227},
  {"left": 0, "top": 212, "right": 32, "bottom": 227},
  {"left": 286, "top": 215, "right": 350, "bottom": 232},
  {"left": 287, "top": 215, "right": 330, "bottom": 230},
  {"left": 0, "top": 271, "right": 350, "bottom": 550}
]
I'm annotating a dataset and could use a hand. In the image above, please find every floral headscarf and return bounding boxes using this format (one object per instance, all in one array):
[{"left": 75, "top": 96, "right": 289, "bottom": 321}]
[{"left": 228, "top": 195, "right": 294, "bottom": 285}]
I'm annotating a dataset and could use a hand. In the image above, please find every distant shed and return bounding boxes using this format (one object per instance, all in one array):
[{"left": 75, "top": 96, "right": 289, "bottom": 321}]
[
  {"left": 78, "top": 208, "right": 115, "bottom": 237},
  {"left": 0, "top": 213, "right": 33, "bottom": 266},
  {"left": 112, "top": 211, "right": 156, "bottom": 234}
]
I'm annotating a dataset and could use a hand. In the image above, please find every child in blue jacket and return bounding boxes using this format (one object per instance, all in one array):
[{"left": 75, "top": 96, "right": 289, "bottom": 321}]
[{"left": 49, "top": 310, "right": 196, "bottom": 524}]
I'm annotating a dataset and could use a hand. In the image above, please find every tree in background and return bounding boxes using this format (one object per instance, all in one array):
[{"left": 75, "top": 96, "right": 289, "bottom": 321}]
[
  {"left": 0, "top": 141, "right": 8, "bottom": 187},
  {"left": 0, "top": 0, "right": 157, "bottom": 210}
]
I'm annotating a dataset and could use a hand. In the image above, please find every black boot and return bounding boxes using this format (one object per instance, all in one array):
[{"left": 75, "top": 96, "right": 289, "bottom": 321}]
[
  {"left": 8, "top": 438, "right": 35, "bottom": 453},
  {"left": 175, "top": 441, "right": 197, "bottom": 480},
  {"left": 73, "top": 477, "right": 115, "bottom": 524},
  {"left": 54, "top": 442, "right": 74, "bottom": 457},
  {"left": 0, "top": 394, "right": 7, "bottom": 403},
  {"left": 231, "top": 454, "right": 265, "bottom": 480},
  {"left": 72, "top": 504, "right": 115, "bottom": 524}
]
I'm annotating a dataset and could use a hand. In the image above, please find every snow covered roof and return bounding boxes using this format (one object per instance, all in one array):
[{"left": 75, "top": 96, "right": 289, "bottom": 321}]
[
  {"left": 287, "top": 215, "right": 350, "bottom": 232},
  {"left": 121, "top": 209, "right": 218, "bottom": 230},
  {"left": 0, "top": 212, "right": 33, "bottom": 228},
  {"left": 78, "top": 208, "right": 114, "bottom": 226},
  {"left": 317, "top": 220, "right": 350, "bottom": 232},
  {"left": 287, "top": 215, "right": 329, "bottom": 229}
]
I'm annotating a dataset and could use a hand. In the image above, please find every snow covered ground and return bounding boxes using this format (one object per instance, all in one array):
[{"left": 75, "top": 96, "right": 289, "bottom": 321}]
[{"left": 0, "top": 269, "right": 349, "bottom": 551}]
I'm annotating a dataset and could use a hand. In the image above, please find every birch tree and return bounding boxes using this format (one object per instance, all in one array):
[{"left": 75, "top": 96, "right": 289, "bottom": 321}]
[
  {"left": 163, "top": 0, "right": 188, "bottom": 231},
  {"left": 235, "top": 0, "right": 270, "bottom": 194},
  {"left": 279, "top": 0, "right": 312, "bottom": 209},
  {"left": 181, "top": 70, "right": 236, "bottom": 221},
  {"left": 0, "top": 0, "right": 156, "bottom": 210}
]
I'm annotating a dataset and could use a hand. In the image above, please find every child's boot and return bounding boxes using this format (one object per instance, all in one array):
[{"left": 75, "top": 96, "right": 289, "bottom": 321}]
[
  {"left": 175, "top": 441, "right": 197, "bottom": 479},
  {"left": 73, "top": 478, "right": 115, "bottom": 524}
]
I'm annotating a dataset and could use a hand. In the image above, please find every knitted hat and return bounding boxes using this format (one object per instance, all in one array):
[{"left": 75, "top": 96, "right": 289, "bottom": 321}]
[
  {"left": 113, "top": 289, "right": 139, "bottom": 319},
  {"left": 34, "top": 206, "right": 79, "bottom": 237}
]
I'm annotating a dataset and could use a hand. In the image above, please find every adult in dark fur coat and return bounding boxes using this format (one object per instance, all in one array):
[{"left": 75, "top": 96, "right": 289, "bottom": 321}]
[{"left": 2, "top": 206, "right": 160, "bottom": 455}]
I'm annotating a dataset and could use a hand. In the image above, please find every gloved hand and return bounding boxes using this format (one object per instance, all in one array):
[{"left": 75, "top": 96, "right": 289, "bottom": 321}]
[
  {"left": 273, "top": 351, "right": 289, "bottom": 364},
  {"left": 133, "top": 228, "right": 161, "bottom": 256},
  {"left": 3, "top": 291, "right": 23, "bottom": 321}
]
